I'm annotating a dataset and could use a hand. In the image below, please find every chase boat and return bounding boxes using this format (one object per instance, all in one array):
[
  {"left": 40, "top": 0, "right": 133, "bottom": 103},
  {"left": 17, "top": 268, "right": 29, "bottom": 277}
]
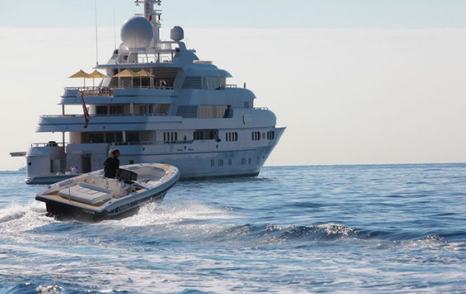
[{"left": 36, "top": 163, "right": 179, "bottom": 220}]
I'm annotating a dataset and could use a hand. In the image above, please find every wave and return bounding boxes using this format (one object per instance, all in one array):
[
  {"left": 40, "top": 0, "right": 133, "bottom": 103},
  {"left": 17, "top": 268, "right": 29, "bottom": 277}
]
[
  {"left": 0, "top": 202, "right": 52, "bottom": 236},
  {"left": 211, "top": 223, "right": 359, "bottom": 244},
  {"left": 1, "top": 200, "right": 465, "bottom": 251},
  {"left": 107, "top": 200, "right": 237, "bottom": 228},
  {"left": 204, "top": 224, "right": 466, "bottom": 251}
]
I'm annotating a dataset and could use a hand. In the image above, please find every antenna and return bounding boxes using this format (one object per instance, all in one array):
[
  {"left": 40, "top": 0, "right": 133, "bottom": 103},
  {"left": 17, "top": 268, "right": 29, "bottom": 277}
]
[
  {"left": 94, "top": 0, "right": 99, "bottom": 65},
  {"left": 134, "top": 0, "right": 162, "bottom": 22},
  {"left": 133, "top": 0, "right": 162, "bottom": 43},
  {"left": 113, "top": 7, "right": 117, "bottom": 50}
]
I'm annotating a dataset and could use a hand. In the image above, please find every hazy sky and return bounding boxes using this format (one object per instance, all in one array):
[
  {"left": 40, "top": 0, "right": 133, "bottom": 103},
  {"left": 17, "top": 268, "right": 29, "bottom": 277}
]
[
  {"left": 1, "top": 0, "right": 466, "bottom": 28},
  {"left": 1, "top": 1, "right": 466, "bottom": 170}
]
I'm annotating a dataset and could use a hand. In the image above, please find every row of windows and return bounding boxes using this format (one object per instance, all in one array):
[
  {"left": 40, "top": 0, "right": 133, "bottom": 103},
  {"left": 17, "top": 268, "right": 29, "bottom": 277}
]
[
  {"left": 95, "top": 105, "right": 124, "bottom": 115},
  {"left": 164, "top": 130, "right": 273, "bottom": 143},
  {"left": 163, "top": 132, "right": 178, "bottom": 143},
  {"left": 183, "top": 76, "right": 227, "bottom": 90},
  {"left": 225, "top": 132, "right": 238, "bottom": 142},
  {"left": 177, "top": 105, "right": 232, "bottom": 119},
  {"left": 194, "top": 130, "right": 219, "bottom": 141},
  {"left": 81, "top": 130, "right": 274, "bottom": 145},
  {"left": 95, "top": 104, "right": 170, "bottom": 116},
  {"left": 82, "top": 132, "right": 150, "bottom": 144},
  {"left": 252, "top": 132, "right": 261, "bottom": 141},
  {"left": 252, "top": 131, "right": 276, "bottom": 141},
  {"left": 211, "top": 156, "right": 265, "bottom": 168}
]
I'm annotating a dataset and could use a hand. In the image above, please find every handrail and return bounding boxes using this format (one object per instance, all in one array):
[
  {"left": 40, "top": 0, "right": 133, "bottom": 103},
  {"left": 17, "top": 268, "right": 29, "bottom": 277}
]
[
  {"left": 31, "top": 142, "right": 67, "bottom": 148},
  {"left": 113, "top": 140, "right": 195, "bottom": 146},
  {"left": 65, "top": 86, "right": 175, "bottom": 92},
  {"left": 41, "top": 113, "right": 169, "bottom": 118}
]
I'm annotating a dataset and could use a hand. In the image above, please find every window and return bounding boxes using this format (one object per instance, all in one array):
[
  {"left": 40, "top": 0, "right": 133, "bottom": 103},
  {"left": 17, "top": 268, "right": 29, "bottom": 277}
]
[
  {"left": 139, "top": 105, "right": 151, "bottom": 115},
  {"left": 139, "top": 104, "right": 170, "bottom": 116},
  {"left": 106, "top": 132, "right": 123, "bottom": 144},
  {"left": 96, "top": 106, "right": 108, "bottom": 115},
  {"left": 85, "top": 133, "right": 105, "bottom": 143},
  {"left": 197, "top": 105, "right": 229, "bottom": 119},
  {"left": 110, "top": 105, "right": 124, "bottom": 115},
  {"left": 267, "top": 131, "right": 276, "bottom": 140},
  {"left": 82, "top": 132, "right": 123, "bottom": 144},
  {"left": 205, "top": 77, "right": 226, "bottom": 90},
  {"left": 177, "top": 106, "right": 198, "bottom": 118},
  {"left": 252, "top": 131, "right": 261, "bottom": 141},
  {"left": 218, "top": 159, "right": 224, "bottom": 167},
  {"left": 163, "top": 132, "right": 178, "bottom": 143},
  {"left": 225, "top": 132, "right": 238, "bottom": 142},
  {"left": 183, "top": 77, "right": 203, "bottom": 89},
  {"left": 182, "top": 76, "right": 226, "bottom": 90},
  {"left": 194, "top": 130, "right": 219, "bottom": 141},
  {"left": 127, "top": 132, "right": 140, "bottom": 143}
]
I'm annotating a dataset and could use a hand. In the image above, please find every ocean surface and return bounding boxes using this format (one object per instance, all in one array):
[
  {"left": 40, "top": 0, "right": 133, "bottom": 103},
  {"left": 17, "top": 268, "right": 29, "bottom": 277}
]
[{"left": 0, "top": 164, "right": 466, "bottom": 293}]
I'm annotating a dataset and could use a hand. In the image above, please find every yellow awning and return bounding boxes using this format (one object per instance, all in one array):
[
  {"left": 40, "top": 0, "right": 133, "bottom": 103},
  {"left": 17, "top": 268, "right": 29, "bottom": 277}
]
[
  {"left": 89, "top": 70, "right": 109, "bottom": 78},
  {"left": 69, "top": 70, "right": 92, "bottom": 79},
  {"left": 114, "top": 69, "right": 136, "bottom": 78},
  {"left": 135, "top": 69, "right": 154, "bottom": 78}
]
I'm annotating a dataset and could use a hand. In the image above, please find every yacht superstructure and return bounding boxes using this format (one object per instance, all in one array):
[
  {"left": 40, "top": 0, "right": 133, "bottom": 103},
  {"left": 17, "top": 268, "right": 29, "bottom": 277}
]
[{"left": 21, "top": 0, "right": 285, "bottom": 184}]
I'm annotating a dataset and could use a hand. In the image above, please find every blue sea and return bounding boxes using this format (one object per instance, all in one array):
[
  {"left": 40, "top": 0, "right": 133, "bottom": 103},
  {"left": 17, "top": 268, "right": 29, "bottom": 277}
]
[{"left": 1, "top": 164, "right": 466, "bottom": 293}]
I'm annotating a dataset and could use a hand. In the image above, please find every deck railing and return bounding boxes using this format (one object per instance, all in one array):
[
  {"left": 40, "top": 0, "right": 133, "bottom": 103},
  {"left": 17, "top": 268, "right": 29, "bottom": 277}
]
[
  {"left": 41, "top": 113, "right": 169, "bottom": 118},
  {"left": 65, "top": 86, "right": 174, "bottom": 97},
  {"left": 31, "top": 142, "right": 67, "bottom": 148}
]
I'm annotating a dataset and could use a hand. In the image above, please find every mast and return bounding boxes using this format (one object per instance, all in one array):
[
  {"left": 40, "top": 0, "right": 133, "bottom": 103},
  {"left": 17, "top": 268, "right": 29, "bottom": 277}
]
[{"left": 135, "top": 0, "right": 162, "bottom": 43}]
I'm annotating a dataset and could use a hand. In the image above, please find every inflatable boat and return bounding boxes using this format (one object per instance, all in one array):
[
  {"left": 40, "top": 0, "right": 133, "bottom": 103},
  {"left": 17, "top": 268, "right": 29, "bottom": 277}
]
[{"left": 36, "top": 163, "right": 179, "bottom": 220}]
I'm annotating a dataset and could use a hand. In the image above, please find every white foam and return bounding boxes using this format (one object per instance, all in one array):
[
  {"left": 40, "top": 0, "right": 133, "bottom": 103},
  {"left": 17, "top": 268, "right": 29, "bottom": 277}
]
[
  {"left": 316, "top": 223, "right": 355, "bottom": 236},
  {"left": 36, "top": 285, "right": 62, "bottom": 294},
  {"left": 108, "top": 200, "right": 237, "bottom": 227},
  {"left": 0, "top": 201, "right": 53, "bottom": 237}
]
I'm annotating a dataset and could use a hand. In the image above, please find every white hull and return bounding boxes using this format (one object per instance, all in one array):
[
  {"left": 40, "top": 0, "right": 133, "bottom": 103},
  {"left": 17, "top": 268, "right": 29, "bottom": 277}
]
[
  {"left": 36, "top": 163, "right": 179, "bottom": 220},
  {"left": 27, "top": 129, "right": 284, "bottom": 185}
]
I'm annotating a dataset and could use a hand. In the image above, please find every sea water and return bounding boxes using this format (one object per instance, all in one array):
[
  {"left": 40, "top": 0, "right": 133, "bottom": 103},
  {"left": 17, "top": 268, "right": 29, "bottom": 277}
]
[{"left": 0, "top": 164, "right": 465, "bottom": 293}]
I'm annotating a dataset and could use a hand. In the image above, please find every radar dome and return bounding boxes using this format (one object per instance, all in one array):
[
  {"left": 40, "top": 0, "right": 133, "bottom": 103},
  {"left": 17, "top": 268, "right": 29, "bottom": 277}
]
[
  {"left": 170, "top": 26, "right": 185, "bottom": 42},
  {"left": 121, "top": 16, "right": 154, "bottom": 49}
]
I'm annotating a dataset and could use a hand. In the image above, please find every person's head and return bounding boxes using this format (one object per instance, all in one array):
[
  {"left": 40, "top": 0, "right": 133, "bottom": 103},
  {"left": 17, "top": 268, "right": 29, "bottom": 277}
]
[{"left": 110, "top": 149, "right": 120, "bottom": 158}]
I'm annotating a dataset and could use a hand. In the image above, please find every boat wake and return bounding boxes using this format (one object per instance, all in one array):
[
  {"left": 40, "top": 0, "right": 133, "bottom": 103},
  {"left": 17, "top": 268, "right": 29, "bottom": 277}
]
[
  {"left": 0, "top": 202, "right": 49, "bottom": 225},
  {"left": 1, "top": 200, "right": 465, "bottom": 252}
]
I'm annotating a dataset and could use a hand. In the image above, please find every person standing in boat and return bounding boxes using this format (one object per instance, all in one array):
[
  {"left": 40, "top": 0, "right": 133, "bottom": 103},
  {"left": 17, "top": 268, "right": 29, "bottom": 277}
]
[{"left": 104, "top": 149, "right": 120, "bottom": 179}]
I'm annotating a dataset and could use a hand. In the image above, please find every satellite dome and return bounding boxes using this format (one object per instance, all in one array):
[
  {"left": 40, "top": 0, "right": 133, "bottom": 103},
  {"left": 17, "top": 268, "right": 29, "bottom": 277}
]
[
  {"left": 121, "top": 16, "right": 154, "bottom": 49},
  {"left": 170, "top": 26, "right": 185, "bottom": 42}
]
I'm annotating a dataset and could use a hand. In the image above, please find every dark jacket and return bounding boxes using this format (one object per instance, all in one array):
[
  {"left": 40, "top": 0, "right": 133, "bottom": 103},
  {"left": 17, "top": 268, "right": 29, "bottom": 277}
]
[{"left": 104, "top": 157, "right": 120, "bottom": 178}]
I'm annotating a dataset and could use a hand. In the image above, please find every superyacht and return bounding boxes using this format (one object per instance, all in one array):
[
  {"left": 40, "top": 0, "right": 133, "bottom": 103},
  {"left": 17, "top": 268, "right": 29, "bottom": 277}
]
[{"left": 15, "top": 0, "right": 285, "bottom": 184}]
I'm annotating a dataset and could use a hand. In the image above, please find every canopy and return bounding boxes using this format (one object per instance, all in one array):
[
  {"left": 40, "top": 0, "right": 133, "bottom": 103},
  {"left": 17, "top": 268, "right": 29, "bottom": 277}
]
[
  {"left": 69, "top": 70, "right": 92, "bottom": 79},
  {"left": 135, "top": 69, "right": 153, "bottom": 78},
  {"left": 114, "top": 69, "right": 136, "bottom": 78},
  {"left": 89, "top": 70, "right": 109, "bottom": 78}
]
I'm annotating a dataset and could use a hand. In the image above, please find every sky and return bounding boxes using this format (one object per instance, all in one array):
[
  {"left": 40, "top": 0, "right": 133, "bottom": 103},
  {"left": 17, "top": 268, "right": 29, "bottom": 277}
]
[
  {"left": 1, "top": 1, "right": 466, "bottom": 170},
  {"left": 1, "top": 0, "right": 466, "bottom": 29}
]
